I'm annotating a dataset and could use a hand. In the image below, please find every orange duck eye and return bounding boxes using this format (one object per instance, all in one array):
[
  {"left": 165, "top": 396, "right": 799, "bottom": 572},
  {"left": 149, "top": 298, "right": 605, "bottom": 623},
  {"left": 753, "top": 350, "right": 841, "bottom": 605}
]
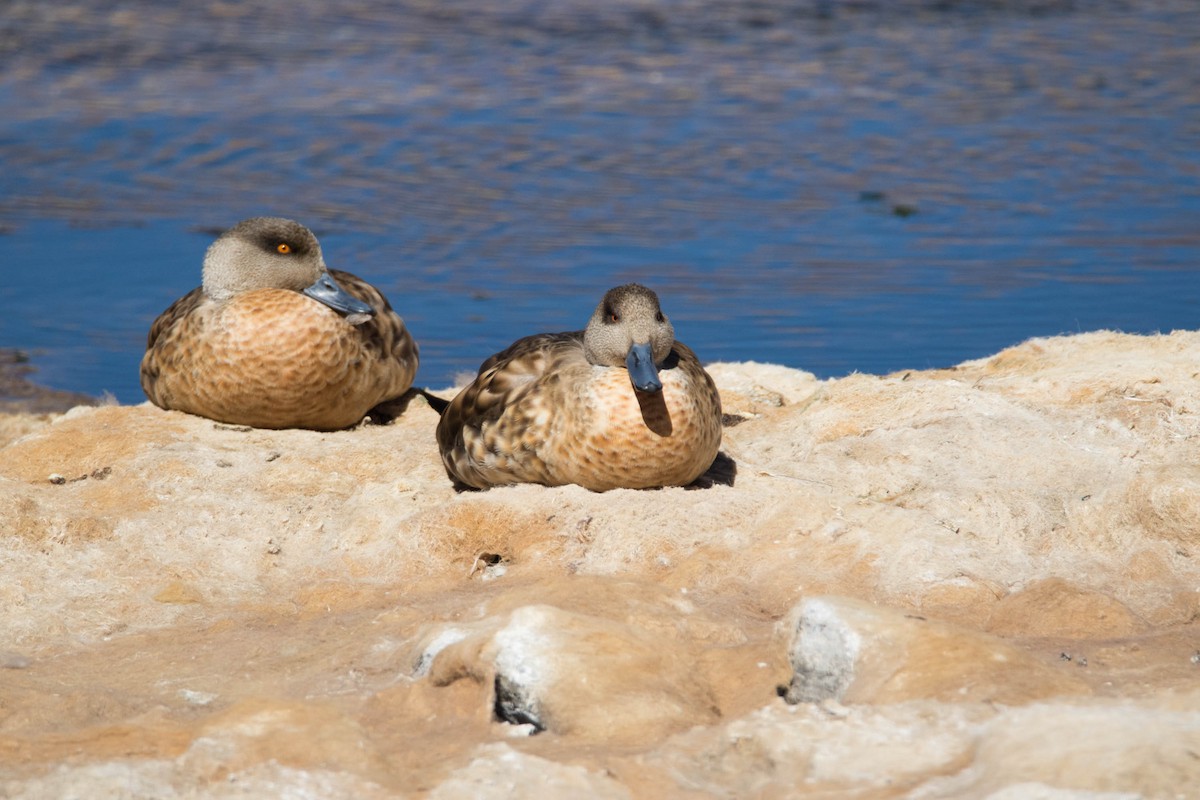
[{"left": 276, "top": 242, "right": 292, "bottom": 254}]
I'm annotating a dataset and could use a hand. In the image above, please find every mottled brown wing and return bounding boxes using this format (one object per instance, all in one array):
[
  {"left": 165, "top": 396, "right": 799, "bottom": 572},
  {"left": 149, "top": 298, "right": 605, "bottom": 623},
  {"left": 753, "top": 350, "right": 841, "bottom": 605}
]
[
  {"left": 140, "top": 287, "right": 205, "bottom": 401},
  {"left": 329, "top": 268, "right": 420, "bottom": 375},
  {"left": 436, "top": 331, "right": 583, "bottom": 454},
  {"left": 474, "top": 330, "right": 581, "bottom": 376},
  {"left": 145, "top": 287, "right": 203, "bottom": 349}
]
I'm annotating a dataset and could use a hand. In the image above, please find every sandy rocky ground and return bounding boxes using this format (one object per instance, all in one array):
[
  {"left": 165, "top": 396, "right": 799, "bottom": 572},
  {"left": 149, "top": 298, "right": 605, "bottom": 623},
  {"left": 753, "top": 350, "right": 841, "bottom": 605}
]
[{"left": 0, "top": 330, "right": 1198, "bottom": 799}]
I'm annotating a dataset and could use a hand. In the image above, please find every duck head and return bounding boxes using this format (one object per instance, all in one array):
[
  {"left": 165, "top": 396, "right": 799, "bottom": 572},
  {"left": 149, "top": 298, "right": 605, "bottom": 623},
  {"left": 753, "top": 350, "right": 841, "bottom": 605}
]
[
  {"left": 200, "top": 216, "right": 373, "bottom": 319},
  {"left": 583, "top": 283, "right": 675, "bottom": 393}
]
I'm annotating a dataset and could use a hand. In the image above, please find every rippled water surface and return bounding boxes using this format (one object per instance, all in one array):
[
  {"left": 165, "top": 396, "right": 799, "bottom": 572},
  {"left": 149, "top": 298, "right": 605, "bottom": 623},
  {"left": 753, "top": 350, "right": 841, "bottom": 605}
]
[{"left": 1, "top": 0, "right": 1197, "bottom": 402}]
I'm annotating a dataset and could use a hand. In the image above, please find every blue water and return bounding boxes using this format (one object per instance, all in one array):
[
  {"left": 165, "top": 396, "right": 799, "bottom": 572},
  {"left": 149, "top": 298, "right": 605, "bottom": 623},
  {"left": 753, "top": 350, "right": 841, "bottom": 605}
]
[{"left": 1, "top": 1, "right": 1197, "bottom": 403}]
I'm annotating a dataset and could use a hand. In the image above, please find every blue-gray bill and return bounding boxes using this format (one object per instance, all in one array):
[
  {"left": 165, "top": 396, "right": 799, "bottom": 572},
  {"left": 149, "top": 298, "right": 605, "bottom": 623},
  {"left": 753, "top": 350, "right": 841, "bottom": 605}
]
[
  {"left": 626, "top": 342, "right": 663, "bottom": 393},
  {"left": 303, "top": 272, "right": 374, "bottom": 320}
]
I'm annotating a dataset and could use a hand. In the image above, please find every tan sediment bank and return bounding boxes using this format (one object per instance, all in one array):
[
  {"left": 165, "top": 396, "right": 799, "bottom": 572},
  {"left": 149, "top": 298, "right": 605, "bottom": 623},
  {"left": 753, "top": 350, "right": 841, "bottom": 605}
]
[{"left": 2, "top": 330, "right": 1198, "bottom": 798}]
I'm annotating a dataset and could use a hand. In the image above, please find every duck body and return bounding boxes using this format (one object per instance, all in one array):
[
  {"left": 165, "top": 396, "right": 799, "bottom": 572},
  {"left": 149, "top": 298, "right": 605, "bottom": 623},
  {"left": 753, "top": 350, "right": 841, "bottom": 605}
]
[
  {"left": 437, "top": 284, "right": 721, "bottom": 491},
  {"left": 141, "top": 217, "right": 418, "bottom": 431}
]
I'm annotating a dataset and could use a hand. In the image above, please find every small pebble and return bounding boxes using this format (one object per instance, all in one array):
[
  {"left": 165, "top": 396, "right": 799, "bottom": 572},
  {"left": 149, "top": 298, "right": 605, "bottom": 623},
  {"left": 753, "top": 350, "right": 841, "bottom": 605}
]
[
  {"left": 1, "top": 652, "right": 31, "bottom": 669},
  {"left": 179, "top": 689, "right": 217, "bottom": 706}
]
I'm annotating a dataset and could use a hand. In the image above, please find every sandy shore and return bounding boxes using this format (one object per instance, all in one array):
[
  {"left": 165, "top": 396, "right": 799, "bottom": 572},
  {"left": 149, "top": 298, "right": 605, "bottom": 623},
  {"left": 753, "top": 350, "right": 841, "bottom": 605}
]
[{"left": 2, "top": 330, "right": 1198, "bottom": 798}]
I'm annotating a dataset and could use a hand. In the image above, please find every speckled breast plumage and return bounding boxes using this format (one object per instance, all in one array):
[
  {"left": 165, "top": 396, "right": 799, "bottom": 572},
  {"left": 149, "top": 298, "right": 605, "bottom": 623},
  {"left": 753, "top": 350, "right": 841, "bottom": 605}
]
[
  {"left": 437, "top": 337, "right": 722, "bottom": 491},
  {"left": 141, "top": 271, "right": 417, "bottom": 431}
]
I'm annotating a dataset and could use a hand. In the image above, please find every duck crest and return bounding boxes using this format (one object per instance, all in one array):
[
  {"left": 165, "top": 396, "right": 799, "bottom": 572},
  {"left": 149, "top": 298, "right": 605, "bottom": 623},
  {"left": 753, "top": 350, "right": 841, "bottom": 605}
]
[
  {"left": 436, "top": 284, "right": 722, "bottom": 491},
  {"left": 140, "top": 217, "right": 418, "bottom": 431}
]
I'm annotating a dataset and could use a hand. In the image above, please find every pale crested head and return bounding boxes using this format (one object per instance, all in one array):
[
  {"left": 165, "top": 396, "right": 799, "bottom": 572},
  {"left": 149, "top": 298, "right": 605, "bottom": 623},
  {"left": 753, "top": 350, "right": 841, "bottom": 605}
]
[
  {"left": 201, "top": 217, "right": 327, "bottom": 300},
  {"left": 583, "top": 284, "right": 676, "bottom": 392}
]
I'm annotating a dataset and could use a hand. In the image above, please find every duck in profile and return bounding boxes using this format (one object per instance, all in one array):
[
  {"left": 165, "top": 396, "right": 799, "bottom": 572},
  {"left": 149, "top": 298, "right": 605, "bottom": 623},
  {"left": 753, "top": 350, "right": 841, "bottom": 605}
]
[
  {"left": 436, "top": 283, "right": 722, "bottom": 491},
  {"left": 140, "top": 216, "right": 418, "bottom": 431}
]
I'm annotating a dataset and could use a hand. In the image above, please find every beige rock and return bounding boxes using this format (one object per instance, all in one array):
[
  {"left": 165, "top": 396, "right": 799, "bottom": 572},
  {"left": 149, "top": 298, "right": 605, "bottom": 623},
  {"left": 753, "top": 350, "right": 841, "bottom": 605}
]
[
  {"left": 641, "top": 700, "right": 990, "bottom": 797},
  {"left": 783, "top": 595, "right": 1090, "bottom": 705},
  {"left": 2, "top": 331, "right": 1199, "bottom": 798},
  {"left": 429, "top": 743, "right": 632, "bottom": 800},
  {"left": 641, "top": 693, "right": 1200, "bottom": 799},
  {"left": 986, "top": 577, "right": 1146, "bottom": 639},
  {"left": 423, "top": 603, "right": 722, "bottom": 744},
  {"left": 0, "top": 759, "right": 395, "bottom": 799},
  {"left": 912, "top": 694, "right": 1200, "bottom": 799}
]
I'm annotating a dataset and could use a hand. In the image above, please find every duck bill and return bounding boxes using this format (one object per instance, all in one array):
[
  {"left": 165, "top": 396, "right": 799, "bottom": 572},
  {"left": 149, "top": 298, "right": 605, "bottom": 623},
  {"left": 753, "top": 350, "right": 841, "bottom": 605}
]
[
  {"left": 302, "top": 272, "right": 374, "bottom": 318},
  {"left": 626, "top": 342, "right": 663, "bottom": 393}
]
